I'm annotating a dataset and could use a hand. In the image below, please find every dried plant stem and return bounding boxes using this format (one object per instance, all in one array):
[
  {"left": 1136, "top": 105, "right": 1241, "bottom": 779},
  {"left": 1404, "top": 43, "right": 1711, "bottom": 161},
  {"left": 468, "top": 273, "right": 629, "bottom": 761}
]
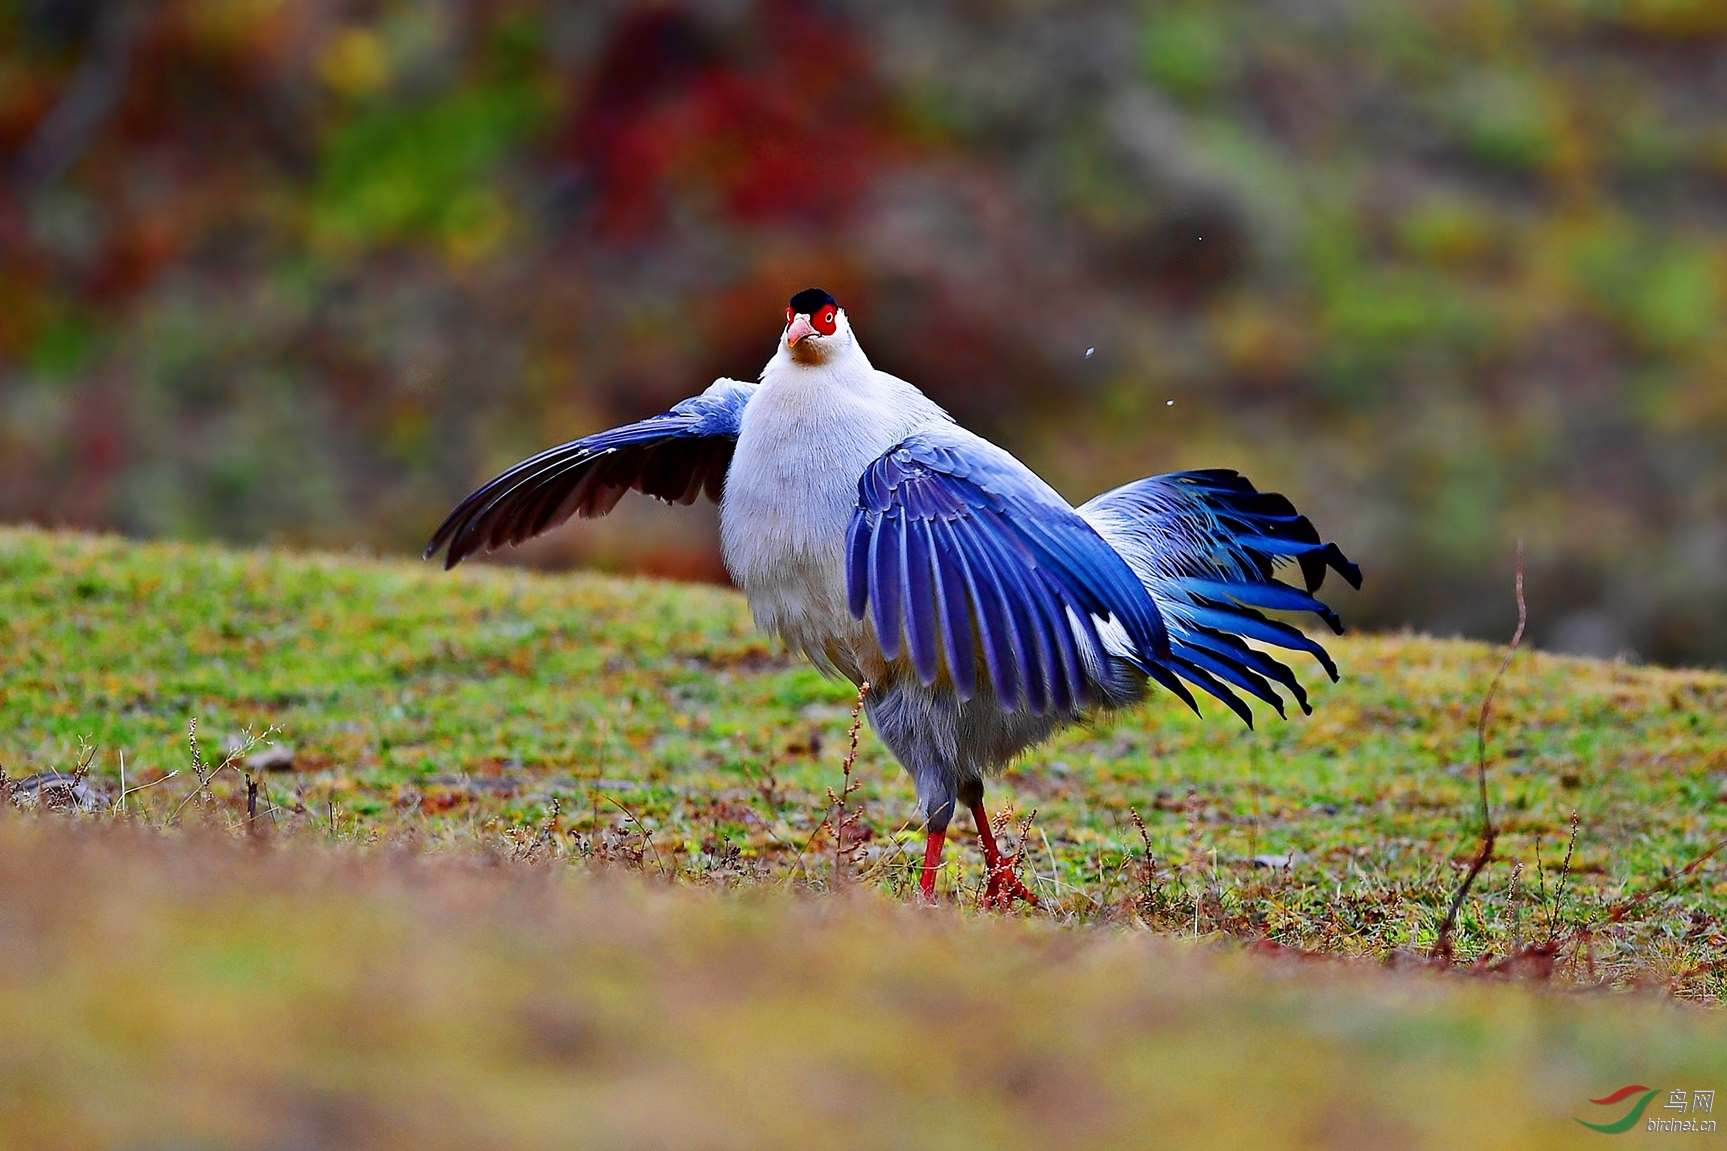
[
  {"left": 1540, "top": 811, "right": 1580, "bottom": 947},
  {"left": 596, "top": 792, "right": 669, "bottom": 879},
  {"left": 1433, "top": 540, "right": 1525, "bottom": 962},
  {"left": 1004, "top": 807, "right": 1037, "bottom": 901},
  {"left": 169, "top": 720, "right": 276, "bottom": 825},
  {"left": 1506, "top": 860, "right": 1523, "bottom": 955},
  {"left": 826, "top": 681, "right": 870, "bottom": 887},
  {"left": 169, "top": 718, "right": 218, "bottom": 823},
  {"left": 117, "top": 771, "right": 177, "bottom": 807}
]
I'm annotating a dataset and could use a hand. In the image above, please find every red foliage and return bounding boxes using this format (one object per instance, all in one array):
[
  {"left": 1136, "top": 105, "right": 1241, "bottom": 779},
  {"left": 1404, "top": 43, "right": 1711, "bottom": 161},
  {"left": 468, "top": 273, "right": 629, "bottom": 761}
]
[{"left": 565, "top": 2, "right": 897, "bottom": 239}]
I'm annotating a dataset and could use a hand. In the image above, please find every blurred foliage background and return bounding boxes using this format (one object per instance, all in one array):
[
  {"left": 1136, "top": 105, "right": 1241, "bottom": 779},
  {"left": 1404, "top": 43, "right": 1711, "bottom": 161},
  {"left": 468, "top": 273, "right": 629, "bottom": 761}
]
[{"left": 1, "top": 0, "right": 1725, "bottom": 664}]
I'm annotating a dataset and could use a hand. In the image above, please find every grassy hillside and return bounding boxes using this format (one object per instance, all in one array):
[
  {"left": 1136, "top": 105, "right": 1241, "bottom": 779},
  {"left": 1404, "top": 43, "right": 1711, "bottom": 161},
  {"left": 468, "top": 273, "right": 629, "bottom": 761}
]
[
  {"left": 2, "top": 528, "right": 1727, "bottom": 1147},
  {"left": 4, "top": 526, "right": 1725, "bottom": 979}
]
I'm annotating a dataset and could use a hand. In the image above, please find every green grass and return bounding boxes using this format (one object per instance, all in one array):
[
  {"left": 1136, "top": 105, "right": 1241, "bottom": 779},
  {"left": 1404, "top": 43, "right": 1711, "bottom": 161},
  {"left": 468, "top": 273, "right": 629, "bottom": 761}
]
[
  {"left": 3, "top": 528, "right": 1727, "bottom": 1148},
  {"left": 2, "top": 525, "right": 1725, "bottom": 990}
]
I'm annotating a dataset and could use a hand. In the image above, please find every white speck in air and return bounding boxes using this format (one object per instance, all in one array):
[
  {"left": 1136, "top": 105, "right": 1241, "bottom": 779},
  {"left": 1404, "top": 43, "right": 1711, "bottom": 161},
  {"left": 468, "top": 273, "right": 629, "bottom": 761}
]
[
  {"left": 1166, "top": 399, "right": 1175, "bottom": 406},
  {"left": 1085, "top": 347, "right": 1095, "bottom": 359}
]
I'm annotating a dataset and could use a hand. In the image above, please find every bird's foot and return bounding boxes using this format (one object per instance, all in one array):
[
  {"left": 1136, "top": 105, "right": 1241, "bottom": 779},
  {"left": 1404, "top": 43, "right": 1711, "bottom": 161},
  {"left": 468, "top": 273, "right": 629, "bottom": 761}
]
[
  {"left": 970, "top": 800, "right": 1039, "bottom": 910},
  {"left": 981, "top": 859, "right": 1040, "bottom": 910}
]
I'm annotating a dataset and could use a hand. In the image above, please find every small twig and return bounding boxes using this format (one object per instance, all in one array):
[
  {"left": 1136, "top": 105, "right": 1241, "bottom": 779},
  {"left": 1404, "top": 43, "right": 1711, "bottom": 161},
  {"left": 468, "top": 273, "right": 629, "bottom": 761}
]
[
  {"left": 1542, "top": 811, "right": 1581, "bottom": 946},
  {"left": 790, "top": 816, "right": 832, "bottom": 887},
  {"left": 1005, "top": 807, "right": 1038, "bottom": 898},
  {"left": 189, "top": 719, "right": 209, "bottom": 790},
  {"left": 174, "top": 721, "right": 278, "bottom": 823},
  {"left": 1532, "top": 830, "right": 1547, "bottom": 916},
  {"left": 596, "top": 792, "right": 669, "bottom": 879},
  {"left": 1127, "top": 806, "right": 1155, "bottom": 914},
  {"left": 826, "top": 682, "right": 870, "bottom": 886},
  {"left": 71, "top": 739, "right": 97, "bottom": 785},
  {"left": 170, "top": 719, "right": 224, "bottom": 822},
  {"left": 1507, "top": 860, "right": 1523, "bottom": 956},
  {"left": 1433, "top": 541, "right": 1525, "bottom": 962},
  {"left": 118, "top": 770, "right": 178, "bottom": 803},
  {"left": 537, "top": 796, "right": 562, "bottom": 848},
  {"left": 1129, "top": 807, "right": 1153, "bottom": 860}
]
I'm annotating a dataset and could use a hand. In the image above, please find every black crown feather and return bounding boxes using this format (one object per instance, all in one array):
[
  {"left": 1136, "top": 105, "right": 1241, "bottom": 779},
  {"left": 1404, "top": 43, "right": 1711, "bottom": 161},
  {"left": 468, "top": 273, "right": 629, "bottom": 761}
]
[{"left": 788, "top": 287, "right": 837, "bottom": 313}]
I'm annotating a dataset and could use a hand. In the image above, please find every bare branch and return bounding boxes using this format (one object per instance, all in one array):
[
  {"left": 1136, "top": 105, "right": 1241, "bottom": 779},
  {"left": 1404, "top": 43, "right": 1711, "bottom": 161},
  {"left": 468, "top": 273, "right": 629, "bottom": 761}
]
[{"left": 1433, "top": 540, "right": 1525, "bottom": 962}]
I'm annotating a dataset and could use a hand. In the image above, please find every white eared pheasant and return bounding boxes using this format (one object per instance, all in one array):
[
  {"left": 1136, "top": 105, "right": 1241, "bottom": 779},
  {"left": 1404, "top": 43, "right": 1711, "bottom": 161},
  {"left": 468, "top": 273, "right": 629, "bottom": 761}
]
[{"left": 427, "top": 288, "right": 1360, "bottom": 906}]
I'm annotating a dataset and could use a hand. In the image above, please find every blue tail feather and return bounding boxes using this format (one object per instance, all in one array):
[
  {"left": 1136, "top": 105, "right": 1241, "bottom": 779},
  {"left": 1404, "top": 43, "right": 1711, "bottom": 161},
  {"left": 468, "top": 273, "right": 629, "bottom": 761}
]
[
  {"left": 1171, "top": 641, "right": 1286, "bottom": 719},
  {"left": 1079, "top": 470, "right": 1357, "bottom": 724},
  {"left": 1176, "top": 627, "right": 1313, "bottom": 714}
]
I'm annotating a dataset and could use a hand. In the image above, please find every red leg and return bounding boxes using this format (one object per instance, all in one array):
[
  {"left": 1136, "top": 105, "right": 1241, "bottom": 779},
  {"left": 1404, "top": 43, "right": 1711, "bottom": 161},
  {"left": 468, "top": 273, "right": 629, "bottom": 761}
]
[
  {"left": 971, "top": 801, "right": 1040, "bottom": 909},
  {"left": 918, "top": 827, "right": 947, "bottom": 903}
]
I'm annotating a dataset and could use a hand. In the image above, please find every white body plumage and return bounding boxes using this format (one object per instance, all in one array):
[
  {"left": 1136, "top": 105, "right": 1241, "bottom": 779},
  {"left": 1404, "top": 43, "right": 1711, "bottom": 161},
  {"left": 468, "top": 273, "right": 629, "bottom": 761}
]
[{"left": 720, "top": 314, "right": 945, "bottom": 680}]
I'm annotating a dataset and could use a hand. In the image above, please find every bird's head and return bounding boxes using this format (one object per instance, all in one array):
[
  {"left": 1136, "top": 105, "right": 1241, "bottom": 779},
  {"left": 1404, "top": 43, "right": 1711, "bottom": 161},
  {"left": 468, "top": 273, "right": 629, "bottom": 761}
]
[{"left": 781, "top": 287, "right": 855, "bottom": 366}]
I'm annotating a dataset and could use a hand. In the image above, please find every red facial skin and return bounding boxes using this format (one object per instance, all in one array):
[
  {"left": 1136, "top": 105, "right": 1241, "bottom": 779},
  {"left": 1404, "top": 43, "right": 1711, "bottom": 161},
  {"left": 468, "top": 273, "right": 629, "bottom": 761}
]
[{"left": 785, "top": 304, "right": 838, "bottom": 336}]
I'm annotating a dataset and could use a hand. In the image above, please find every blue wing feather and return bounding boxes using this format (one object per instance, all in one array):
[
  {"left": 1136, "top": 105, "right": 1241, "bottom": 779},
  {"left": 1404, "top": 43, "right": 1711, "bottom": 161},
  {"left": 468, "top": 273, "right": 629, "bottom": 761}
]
[
  {"left": 848, "top": 427, "right": 1171, "bottom": 715},
  {"left": 946, "top": 522, "right": 1020, "bottom": 710},
  {"left": 968, "top": 523, "right": 1050, "bottom": 713},
  {"left": 1018, "top": 546, "right": 1086, "bottom": 712},
  {"left": 845, "top": 514, "right": 870, "bottom": 620},
  {"left": 869, "top": 518, "right": 904, "bottom": 661},
  {"left": 426, "top": 378, "right": 757, "bottom": 568},
  {"left": 927, "top": 522, "right": 977, "bottom": 700},
  {"left": 902, "top": 517, "right": 942, "bottom": 685}
]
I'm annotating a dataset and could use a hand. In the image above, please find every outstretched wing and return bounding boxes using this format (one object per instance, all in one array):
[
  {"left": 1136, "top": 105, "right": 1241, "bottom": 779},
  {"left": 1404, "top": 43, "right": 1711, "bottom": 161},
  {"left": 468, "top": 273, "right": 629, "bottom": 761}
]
[
  {"left": 845, "top": 428, "right": 1171, "bottom": 716},
  {"left": 1080, "top": 469, "right": 1361, "bottom": 726},
  {"left": 425, "top": 378, "right": 757, "bottom": 569}
]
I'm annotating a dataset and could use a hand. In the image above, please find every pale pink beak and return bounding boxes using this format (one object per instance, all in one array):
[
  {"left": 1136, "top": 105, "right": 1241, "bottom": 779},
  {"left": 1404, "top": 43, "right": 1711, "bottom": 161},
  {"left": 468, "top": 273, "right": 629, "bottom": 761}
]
[{"left": 785, "top": 314, "right": 817, "bottom": 346}]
